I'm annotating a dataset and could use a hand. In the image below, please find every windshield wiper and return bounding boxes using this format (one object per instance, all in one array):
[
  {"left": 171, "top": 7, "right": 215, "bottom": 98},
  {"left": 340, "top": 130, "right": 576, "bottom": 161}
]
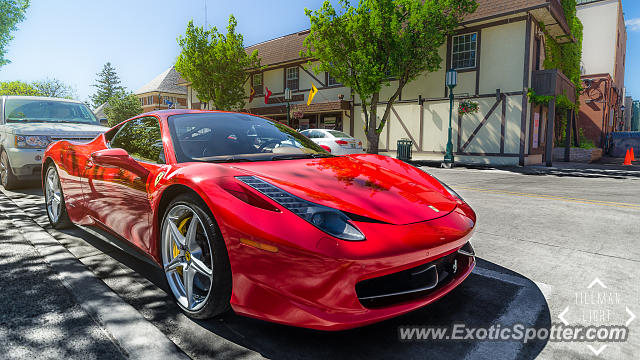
[
  {"left": 204, "top": 156, "right": 258, "bottom": 163},
  {"left": 270, "top": 153, "right": 332, "bottom": 161}
]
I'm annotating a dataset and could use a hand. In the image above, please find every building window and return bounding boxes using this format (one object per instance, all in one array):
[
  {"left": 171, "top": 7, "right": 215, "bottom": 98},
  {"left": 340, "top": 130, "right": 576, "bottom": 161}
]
[
  {"left": 286, "top": 67, "right": 299, "bottom": 91},
  {"left": 327, "top": 72, "right": 341, "bottom": 86},
  {"left": 253, "top": 73, "right": 264, "bottom": 95},
  {"left": 147, "top": 95, "right": 153, "bottom": 105},
  {"left": 451, "top": 33, "right": 477, "bottom": 70},
  {"left": 140, "top": 98, "right": 144, "bottom": 106}
]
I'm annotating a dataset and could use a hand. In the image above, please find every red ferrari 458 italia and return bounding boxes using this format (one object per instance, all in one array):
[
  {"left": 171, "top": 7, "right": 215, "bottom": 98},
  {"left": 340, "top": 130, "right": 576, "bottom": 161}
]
[{"left": 42, "top": 109, "right": 476, "bottom": 330}]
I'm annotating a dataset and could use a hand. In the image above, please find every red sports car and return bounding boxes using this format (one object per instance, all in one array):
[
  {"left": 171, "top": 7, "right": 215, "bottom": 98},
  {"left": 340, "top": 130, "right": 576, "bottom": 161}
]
[{"left": 42, "top": 109, "right": 476, "bottom": 330}]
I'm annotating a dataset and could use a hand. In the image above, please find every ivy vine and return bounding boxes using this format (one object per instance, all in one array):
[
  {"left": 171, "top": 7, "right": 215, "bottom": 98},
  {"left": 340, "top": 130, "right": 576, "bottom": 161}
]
[{"left": 531, "top": 0, "right": 584, "bottom": 146}]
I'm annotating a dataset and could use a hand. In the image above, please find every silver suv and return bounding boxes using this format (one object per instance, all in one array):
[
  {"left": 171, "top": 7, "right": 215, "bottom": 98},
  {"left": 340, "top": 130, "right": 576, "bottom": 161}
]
[{"left": 0, "top": 96, "right": 108, "bottom": 189}]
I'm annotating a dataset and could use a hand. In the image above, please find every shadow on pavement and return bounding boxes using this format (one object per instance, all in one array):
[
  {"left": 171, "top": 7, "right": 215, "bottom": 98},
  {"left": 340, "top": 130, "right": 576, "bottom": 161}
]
[
  {"left": 195, "top": 258, "right": 551, "bottom": 360},
  {"left": 416, "top": 160, "right": 640, "bottom": 180},
  {"left": 3, "top": 186, "right": 551, "bottom": 360}
]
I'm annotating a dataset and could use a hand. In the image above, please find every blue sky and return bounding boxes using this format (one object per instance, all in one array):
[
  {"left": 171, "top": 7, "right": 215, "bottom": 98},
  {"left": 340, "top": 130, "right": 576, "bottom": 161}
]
[{"left": 0, "top": 0, "right": 638, "bottom": 103}]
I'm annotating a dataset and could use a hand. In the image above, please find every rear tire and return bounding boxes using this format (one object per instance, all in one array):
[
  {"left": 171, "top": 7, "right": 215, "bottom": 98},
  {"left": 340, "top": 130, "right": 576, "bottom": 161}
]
[
  {"left": 161, "top": 193, "right": 232, "bottom": 319},
  {"left": 44, "top": 164, "right": 73, "bottom": 229},
  {"left": 0, "top": 150, "right": 19, "bottom": 190}
]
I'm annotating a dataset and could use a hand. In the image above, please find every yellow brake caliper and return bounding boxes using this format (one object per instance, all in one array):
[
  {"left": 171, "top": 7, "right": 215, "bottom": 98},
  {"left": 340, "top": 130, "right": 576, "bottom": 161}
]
[{"left": 172, "top": 217, "right": 192, "bottom": 276}]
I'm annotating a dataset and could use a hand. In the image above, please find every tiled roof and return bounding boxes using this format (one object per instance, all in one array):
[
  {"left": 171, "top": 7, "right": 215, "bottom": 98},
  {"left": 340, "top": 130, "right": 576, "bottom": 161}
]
[
  {"left": 247, "top": 0, "right": 565, "bottom": 67},
  {"left": 464, "top": 0, "right": 547, "bottom": 23},
  {"left": 245, "top": 30, "right": 310, "bottom": 67},
  {"left": 136, "top": 66, "right": 187, "bottom": 95}
]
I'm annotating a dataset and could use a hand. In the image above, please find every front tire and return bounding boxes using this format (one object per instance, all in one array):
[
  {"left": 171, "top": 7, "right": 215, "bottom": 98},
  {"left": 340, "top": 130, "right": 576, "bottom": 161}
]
[
  {"left": 161, "top": 194, "right": 232, "bottom": 319},
  {"left": 0, "top": 150, "right": 19, "bottom": 190},
  {"left": 44, "top": 164, "right": 73, "bottom": 229}
]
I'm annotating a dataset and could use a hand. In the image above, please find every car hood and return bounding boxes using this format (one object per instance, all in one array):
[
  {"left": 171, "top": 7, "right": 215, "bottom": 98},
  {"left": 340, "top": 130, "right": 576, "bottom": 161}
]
[
  {"left": 3, "top": 122, "right": 108, "bottom": 136},
  {"left": 230, "top": 155, "right": 457, "bottom": 225}
]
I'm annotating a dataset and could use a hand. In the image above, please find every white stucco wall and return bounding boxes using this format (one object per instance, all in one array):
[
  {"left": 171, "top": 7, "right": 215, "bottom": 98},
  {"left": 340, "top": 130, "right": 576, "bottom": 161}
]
[
  {"left": 577, "top": 0, "right": 619, "bottom": 77},
  {"left": 352, "top": 18, "right": 528, "bottom": 161}
]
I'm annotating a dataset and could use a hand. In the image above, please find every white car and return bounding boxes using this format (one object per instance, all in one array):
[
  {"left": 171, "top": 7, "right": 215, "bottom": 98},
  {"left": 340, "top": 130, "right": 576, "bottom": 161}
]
[
  {"left": 0, "top": 96, "right": 109, "bottom": 189},
  {"left": 300, "top": 129, "right": 365, "bottom": 155}
]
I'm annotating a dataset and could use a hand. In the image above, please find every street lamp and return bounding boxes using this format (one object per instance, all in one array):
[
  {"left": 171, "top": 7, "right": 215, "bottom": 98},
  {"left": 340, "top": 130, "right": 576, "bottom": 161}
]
[
  {"left": 284, "top": 88, "right": 292, "bottom": 125},
  {"left": 444, "top": 69, "right": 457, "bottom": 166}
]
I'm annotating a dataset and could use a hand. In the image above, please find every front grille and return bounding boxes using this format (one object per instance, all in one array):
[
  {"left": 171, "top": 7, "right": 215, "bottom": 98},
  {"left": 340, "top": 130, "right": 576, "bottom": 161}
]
[{"left": 356, "top": 243, "right": 473, "bottom": 308}]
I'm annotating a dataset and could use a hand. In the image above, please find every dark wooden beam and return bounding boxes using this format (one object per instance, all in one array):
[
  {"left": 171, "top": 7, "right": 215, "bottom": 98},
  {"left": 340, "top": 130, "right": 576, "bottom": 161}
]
[
  {"left": 460, "top": 96, "right": 503, "bottom": 152},
  {"left": 519, "top": 17, "right": 532, "bottom": 166},
  {"left": 500, "top": 94, "right": 507, "bottom": 154},
  {"left": 391, "top": 106, "right": 421, "bottom": 151},
  {"left": 299, "top": 65, "right": 326, "bottom": 88},
  {"left": 545, "top": 97, "right": 556, "bottom": 167},
  {"left": 564, "top": 108, "right": 572, "bottom": 162}
]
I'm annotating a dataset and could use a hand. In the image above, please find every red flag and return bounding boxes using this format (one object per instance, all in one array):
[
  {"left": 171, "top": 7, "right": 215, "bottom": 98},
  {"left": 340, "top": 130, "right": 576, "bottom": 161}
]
[
  {"left": 264, "top": 87, "right": 272, "bottom": 104},
  {"left": 249, "top": 87, "right": 256, "bottom": 103}
]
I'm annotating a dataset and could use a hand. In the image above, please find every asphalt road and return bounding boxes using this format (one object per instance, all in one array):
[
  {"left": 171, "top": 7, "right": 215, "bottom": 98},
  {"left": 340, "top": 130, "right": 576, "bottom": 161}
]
[{"left": 0, "top": 162, "right": 638, "bottom": 359}]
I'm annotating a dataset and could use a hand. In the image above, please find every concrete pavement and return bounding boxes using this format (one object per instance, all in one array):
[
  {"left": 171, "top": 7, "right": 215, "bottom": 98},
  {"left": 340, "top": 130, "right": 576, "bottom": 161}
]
[
  {"left": 421, "top": 165, "right": 640, "bottom": 359},
  {"left": 0, "top": 161, "right": 638, "bottom": 359},
  {"left": 0, "top": 196, "right": 125, "bottom": 360}
]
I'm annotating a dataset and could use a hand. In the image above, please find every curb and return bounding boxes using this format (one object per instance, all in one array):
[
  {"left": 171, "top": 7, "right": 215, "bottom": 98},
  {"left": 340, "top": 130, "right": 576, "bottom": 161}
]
[{"left": 0, "top": 189, "right": 190, "bottom": 360}]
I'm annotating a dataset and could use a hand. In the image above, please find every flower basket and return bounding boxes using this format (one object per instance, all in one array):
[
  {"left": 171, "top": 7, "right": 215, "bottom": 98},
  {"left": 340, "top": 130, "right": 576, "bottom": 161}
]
[{"left": 458, "top": 100, "right": 479, "bottom": 116}]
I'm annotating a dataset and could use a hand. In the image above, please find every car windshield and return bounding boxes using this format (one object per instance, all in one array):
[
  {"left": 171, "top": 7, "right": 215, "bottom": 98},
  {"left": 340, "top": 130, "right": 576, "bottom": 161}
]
[
  {"left": 4, "top": 99, "right": 99, "bottom": 124},
  {"left": 168, "top": 112, "right": 332, "bottom": 163},
  {"left": 328, "top": 130, "right": 351, "bottom": 138}
]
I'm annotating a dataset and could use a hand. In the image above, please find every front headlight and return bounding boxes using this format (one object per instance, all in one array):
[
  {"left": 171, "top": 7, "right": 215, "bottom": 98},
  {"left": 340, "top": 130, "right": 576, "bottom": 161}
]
[
  {"left": 15, "top": 135, "right": 50, "bottom": 149},
  {"left": 237, "top": 176, "right": 366, "bottom": 241}
]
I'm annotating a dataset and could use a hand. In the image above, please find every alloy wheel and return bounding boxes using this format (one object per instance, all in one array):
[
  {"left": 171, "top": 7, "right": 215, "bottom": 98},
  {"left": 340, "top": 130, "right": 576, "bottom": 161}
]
[
  {"left": 0, "top": 152, "right": 8, "bottom": 187},
  {"left": 45, "top": 167, "right": 62, "bottom": 223},
  {"left": 162, "top": 204, "right": 214, "bottom": 312}
]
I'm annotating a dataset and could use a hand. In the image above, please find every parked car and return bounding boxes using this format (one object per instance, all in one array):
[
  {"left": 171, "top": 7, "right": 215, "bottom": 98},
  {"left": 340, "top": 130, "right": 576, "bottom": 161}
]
[
  {"left": 43, "top": 109, "right": 476, "bottom": 330},
  {"left": 0, "top": 96, "right": 109, "bottom": 189},
  {"left": 300, "top": 129, "right": 365, "bottom": 155}
]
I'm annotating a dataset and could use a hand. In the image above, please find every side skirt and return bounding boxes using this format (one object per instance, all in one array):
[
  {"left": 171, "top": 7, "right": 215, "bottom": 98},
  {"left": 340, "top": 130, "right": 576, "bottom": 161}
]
[{"left": 76, "top": 224, "right": 161, "bottom": 268}]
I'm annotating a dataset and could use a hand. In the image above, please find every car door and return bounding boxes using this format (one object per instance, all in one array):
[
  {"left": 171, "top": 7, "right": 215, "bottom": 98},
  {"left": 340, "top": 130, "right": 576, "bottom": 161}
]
[{"left": 83, "top": 116, "right": 166, "bottom": 252}]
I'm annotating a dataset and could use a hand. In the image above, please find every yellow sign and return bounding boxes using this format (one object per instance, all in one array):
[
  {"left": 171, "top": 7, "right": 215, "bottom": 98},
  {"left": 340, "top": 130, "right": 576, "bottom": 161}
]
[{"left": 307, "top": 84, "right": 318, "bottom": 106}]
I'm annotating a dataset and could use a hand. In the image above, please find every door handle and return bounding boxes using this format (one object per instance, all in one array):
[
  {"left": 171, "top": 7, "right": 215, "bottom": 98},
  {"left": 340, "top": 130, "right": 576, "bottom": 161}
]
[{"left": 85, "top": 158, "right": 94, "bottom": 169}]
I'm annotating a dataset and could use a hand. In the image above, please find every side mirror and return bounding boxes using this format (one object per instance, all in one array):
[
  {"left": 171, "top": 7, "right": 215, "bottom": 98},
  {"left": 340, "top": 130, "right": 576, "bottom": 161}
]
[
  {"left": 100, "top": 118, "right": 109, "bottom": 126},
  {"left": 90, "top": 148, "right": 150, "bottom": 178}
]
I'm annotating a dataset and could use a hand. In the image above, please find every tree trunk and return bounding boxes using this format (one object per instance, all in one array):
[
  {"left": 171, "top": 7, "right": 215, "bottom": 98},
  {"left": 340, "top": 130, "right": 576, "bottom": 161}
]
[{"left": 366, "top": 92, "right": 380, "bottom": 154}]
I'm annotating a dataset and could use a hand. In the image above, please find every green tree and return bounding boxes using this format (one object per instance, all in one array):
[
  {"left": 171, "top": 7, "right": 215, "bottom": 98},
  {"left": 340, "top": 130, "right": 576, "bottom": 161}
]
[
  {"left": 0, "top": 0, "right": 30, "bottom": 67},
  {"left": 0, "top": 80, "right": 41, "bottom": 95},
  {"left": 103, "top": 91, "right": 143, "bottom": 127},
  {"left": 32, "top": 77, "right": 75, "bottom": 99},
  {"left": 303, "top": 0, "right": 476, "bottom": 153},
  {"left": 175, "top": 15, "right": 261, "bottom": 111},
  {"left": 91, "top": 62, "right": 124, "bottom": 108}
]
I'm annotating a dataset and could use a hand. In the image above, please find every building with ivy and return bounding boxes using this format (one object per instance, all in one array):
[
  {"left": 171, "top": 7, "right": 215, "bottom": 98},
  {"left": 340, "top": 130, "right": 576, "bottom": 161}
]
[{"left": 179, "top": 0, "right": 583, "bottom": 166}]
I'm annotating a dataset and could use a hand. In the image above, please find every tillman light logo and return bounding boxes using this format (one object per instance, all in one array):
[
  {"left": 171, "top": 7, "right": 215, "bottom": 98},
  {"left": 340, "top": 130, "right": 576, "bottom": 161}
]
[{"left": 558, "top": 277, "right": 636, "bottom": 356}]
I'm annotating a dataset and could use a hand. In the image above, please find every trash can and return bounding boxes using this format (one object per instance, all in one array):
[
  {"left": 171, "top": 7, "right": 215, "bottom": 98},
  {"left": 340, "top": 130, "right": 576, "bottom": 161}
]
[{"left": 397, "top": 138, "right": 412, "bottom": 162}]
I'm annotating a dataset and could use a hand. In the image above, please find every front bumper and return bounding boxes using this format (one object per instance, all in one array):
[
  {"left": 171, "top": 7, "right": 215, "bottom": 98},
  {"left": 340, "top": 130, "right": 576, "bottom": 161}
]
[
  {"left": 221, "top": 199, "right": 476, "bottom": 331},
  {"left": 5, "top": 147, "right": 45, "bottom": 177}
]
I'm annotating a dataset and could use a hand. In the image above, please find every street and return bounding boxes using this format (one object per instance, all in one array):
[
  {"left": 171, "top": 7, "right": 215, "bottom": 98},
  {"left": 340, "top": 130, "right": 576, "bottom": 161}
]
[{"left": 0, "top": 163, "right": 638, "bottom": 359}]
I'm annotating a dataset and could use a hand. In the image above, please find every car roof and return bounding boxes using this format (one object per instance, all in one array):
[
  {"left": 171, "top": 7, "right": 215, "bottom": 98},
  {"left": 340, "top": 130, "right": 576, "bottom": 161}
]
[{"left": 1, "top": 95, "right": 86, "bottom": 104}]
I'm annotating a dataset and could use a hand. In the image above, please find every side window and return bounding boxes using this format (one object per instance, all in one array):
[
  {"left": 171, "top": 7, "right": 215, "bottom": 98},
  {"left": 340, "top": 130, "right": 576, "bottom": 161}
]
[{"left": 110, "top": 116, "right": 165, "bottom": 164}]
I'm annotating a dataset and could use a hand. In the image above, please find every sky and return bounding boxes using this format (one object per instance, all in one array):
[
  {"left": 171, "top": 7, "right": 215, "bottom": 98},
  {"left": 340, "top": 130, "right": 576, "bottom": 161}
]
[
  {"left": 1, "top": 0, "right": 639, "bottom": 103},
  {"left": 0, "top": 0, "right": 333, "bottom": 103}
]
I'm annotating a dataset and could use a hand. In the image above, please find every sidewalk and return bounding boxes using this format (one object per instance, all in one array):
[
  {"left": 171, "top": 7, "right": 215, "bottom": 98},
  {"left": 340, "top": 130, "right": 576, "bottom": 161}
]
[
  {"left": 0, "top": 197, "right": 126, "bottom": 359},
  {"left": 0, "top": 191, "right": 190, "bottom": 360}
]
